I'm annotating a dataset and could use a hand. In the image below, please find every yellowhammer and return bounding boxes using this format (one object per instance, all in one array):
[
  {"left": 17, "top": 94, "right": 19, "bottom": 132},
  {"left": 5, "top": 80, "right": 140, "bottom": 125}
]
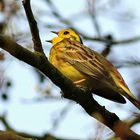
[{"left": 48, "top": 29, "right": 140, "bottom": 110}]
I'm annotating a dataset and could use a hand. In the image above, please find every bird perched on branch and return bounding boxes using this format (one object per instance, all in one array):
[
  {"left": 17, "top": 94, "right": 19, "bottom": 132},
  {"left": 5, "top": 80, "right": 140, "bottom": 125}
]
[{"left": 48, "top": 28, "right": 140, "bottom": 110}]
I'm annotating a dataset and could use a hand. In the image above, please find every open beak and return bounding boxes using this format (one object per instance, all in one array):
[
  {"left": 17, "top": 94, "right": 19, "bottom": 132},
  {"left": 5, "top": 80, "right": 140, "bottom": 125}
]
[
  {"left": 46, "top": 31, "right": 58, "bottom": 43},
  {"left": 51, "top": 31, "right": 58, "bottom": 35},
  {"left": 45, "top": 40, "right": 52, "bottom": 43}
]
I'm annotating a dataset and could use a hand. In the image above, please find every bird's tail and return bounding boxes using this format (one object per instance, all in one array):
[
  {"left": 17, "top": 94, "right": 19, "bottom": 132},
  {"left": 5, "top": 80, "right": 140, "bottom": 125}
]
[
  {"left": 125, "top": 94, "right": 140, "bottom": 110},
  {"left": 118, "top": 82, "right": 140, "bottom": 110},
  {"left": 121, "top": 88, "right": 140, "bottom": 110}
]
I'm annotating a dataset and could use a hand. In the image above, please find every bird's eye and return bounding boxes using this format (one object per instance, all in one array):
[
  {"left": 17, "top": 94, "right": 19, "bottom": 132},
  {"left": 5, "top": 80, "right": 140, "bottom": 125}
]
[{"left": 63, "top": 31, "right": 69, "bottom": 35}]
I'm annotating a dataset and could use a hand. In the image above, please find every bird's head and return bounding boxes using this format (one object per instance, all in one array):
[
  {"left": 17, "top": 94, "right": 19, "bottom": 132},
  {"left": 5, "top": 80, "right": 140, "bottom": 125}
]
[{"left": 47, "top": 29, "right": 83, "bottom": 46}]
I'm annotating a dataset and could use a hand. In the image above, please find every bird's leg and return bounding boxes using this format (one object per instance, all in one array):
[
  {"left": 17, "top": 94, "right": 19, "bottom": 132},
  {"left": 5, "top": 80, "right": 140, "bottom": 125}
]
[
  {"left": 74, "top": 79, "right": 86, "bottom": 84},
  {"left": 74, "top": 79, "right": 91, "bottom": 93},
  {"left": 60, "top": 78, "right": 90, "bottom": 99}
]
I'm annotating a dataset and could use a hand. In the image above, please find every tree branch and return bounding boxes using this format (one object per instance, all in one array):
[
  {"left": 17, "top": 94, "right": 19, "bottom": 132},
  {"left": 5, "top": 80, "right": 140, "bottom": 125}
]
[
  {"left": 0, "top": 114, "right": 68, "bottom": 140},
  {"left": 0, "top": 131, "right": 34, "bottom": 140},
  {"left": 1, "top": 1, "right": 140, "bottom": 139},
  {"left": 126, "top": 115, "right": 140, "bottom": 128},
  {"left": 22, "top": 0, "right": 44, "bottom": 53},
  {"left": 0, "top": 35, "right": 140, "bottom": 140}
]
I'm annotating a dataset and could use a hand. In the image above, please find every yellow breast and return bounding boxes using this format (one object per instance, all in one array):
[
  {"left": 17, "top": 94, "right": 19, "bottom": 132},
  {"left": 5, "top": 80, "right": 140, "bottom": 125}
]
[{"left": 49, "top": 44, "right": 85, "bottom": 83}]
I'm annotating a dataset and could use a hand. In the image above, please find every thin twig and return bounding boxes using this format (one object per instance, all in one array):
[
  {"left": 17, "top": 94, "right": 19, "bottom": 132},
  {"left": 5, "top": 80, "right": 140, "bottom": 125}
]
[
  {"left": 50, "top": 101, "right": 73, "bottom": 132},
  {"left": 0, "top": 114, "right": 62, "bottom": 140},
  {"left": 101, "top": 34, "right": 113, "bottom": 57},
  {"left": 22, "top": 0, "right": 44, "bottom": 53},
  {"left": 83, "top": 35, "right": 140, "bottom": 45},
  {"left": 116, "top": 59, "right": 140, "bottom": 68},
  {"left": 45, "top": 0, "right": 86, "bottom": 36},
  {"left": 0, "top": 114, "right": 13, "bottom": 131},
  {"left": 46, "top": 0, "right": 72, "bottom": 27},
  {"left": 45, "top": 0, "right": 140, "bottom": 46},
  {"left": 87, "top": 0, "right": 101, "bottom": 37}
]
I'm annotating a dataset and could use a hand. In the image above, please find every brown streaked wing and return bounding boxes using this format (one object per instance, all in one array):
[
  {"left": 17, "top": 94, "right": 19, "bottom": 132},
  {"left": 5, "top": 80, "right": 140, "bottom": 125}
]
[
  {"left": 63, "top": 42, "right": 127, "bottom": 103},
  {"left": 64, "top": 41, "right": 128, "bottom": 89},
  {"left": 63, "top": 43, "right": 112, "bottom": 82},
  {"left": 62, "top": 41, "right": 127, "bottom": 103}
]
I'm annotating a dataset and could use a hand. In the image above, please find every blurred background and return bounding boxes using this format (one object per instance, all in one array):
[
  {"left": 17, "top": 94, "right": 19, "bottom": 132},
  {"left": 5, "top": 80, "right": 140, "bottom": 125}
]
[{"left": 0, "top": 0, "right": 140, "bottom": 139}]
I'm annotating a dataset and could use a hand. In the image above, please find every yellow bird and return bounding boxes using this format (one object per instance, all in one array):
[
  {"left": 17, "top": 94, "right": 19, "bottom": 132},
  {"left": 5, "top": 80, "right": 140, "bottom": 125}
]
[{"left": 48, "top": 29, "right": 140, "bottom": 110}]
